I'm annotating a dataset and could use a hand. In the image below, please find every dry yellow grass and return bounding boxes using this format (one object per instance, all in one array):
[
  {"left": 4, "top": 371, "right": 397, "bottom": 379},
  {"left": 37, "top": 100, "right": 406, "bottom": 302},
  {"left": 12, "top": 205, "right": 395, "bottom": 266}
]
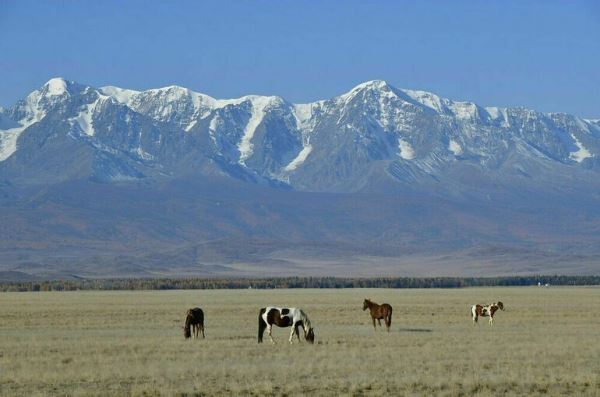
[{"left": 1, "top": 287, "right": 599, "bottom": 396}]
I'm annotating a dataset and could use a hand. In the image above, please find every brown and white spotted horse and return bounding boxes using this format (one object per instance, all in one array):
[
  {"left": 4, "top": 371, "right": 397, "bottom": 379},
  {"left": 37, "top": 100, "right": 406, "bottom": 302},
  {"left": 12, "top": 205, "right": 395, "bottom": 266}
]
[
  {"left": 183, "top": 307, "right": 205, "bottom": 339},
  {"left": 258, "top": 307, "right": 315, "bottom": 344},
  {"left": 471, "top": 301, "right": 504, "bottom": 326},
  {"left": 363, "top": 299, "right": 393, "bottom": 332}
]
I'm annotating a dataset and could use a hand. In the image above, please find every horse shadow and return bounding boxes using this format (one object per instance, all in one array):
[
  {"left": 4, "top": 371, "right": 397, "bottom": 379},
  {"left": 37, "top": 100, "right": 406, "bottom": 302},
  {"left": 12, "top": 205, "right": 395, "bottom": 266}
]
[{"left": 396, "top": 327, "right": 433, "bottom": 333}]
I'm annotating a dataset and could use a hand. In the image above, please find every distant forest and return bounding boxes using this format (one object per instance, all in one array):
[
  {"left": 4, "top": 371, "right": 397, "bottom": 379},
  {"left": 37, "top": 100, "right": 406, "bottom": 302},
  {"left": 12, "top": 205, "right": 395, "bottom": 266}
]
[{"left": 1, "top": 275, "right": 599, "bottom": 292}]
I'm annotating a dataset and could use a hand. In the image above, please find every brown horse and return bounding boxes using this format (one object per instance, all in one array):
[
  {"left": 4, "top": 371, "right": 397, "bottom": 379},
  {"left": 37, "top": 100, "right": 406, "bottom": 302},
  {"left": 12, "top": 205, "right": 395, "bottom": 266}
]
[
  {"left": 183, "top": 307, "right": 205, "bottom": 339},
  {"left": 363, "top": 299, "right": 393, "bottom": 332}
]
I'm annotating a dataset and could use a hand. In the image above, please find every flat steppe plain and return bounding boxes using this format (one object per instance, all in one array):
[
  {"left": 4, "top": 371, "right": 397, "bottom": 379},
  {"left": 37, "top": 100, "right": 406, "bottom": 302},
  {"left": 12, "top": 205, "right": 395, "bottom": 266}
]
[{"left": 1, "top": 287, "right": 599, "bottom": 396}]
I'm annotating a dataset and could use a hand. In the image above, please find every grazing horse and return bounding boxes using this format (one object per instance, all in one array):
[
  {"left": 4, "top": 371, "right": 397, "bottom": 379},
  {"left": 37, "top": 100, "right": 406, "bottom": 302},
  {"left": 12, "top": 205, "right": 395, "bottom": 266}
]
[
  {"left": 363, "top": 299, "right": 393, "bottom": 332},
  {"left": 258, "top": 307, "right": 315, "bottom": 344},
  {"left": 183, "top": 307, "right": 205, "bottom": 339},
  {"left": 471, "top": 301, "right": 504, "bottom": 326}
]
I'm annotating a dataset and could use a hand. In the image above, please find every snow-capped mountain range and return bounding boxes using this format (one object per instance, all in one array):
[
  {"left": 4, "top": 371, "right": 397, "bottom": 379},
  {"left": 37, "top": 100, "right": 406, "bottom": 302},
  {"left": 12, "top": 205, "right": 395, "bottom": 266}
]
[
  {"left": 1, "top": 77, "right": 598, "bottom": 190},
  {"left": 1, "top": 78, "right": 600, "bottom": 279}
]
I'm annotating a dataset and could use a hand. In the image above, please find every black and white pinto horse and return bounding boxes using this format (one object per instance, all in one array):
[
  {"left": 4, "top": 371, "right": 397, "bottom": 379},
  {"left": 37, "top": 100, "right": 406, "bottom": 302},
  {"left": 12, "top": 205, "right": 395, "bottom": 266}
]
[
  {"left": 258, "top": 307, "right": 315, "bottom": 344},
  {"left": 471, "top": 301, "right": 504, "bottom": 326}
]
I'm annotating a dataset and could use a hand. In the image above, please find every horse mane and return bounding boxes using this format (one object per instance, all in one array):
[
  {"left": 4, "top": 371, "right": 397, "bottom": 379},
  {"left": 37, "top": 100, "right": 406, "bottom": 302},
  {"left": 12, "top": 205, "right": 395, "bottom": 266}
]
[{"left": 299, "top": 309, "right": 312, "bottom": 330}]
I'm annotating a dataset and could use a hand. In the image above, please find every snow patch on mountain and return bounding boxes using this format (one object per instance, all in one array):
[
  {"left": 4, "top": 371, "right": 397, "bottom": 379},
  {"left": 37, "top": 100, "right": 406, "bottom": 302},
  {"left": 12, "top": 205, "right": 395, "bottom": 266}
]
[
  {"left": 449, "top": 102, "right": 478, "bottom": 120},
  {"left": 184, "top": 120, "right": 197, "bottom": 132},
  {"left": 21, "top": 89, "right": 49, "bottom": 124},
  {"left": 293, "top": 103, "right": 316, "bottom": 130},
  {"left": 486, "top": 106, "right": 501, "bottom": 119},
  {"left": 100, "top": 86, "right": 139, "bottom": 104},
  {"left": 448, "top": 139, "right": 463, "bottom": 156},
  {"left": 284, "top": 142, "right": 312, "bottom": 172},
  {"left": 70, "top": 102, "right": 97, "bottom": 136},
  {"left": 0, "top": 126, "right": 26, "bottom": 161},
  {"left": 485, "top": 106, "right": 511, "bottom": 127},
  {"left": 569, "top": 134, "right": 593, "bottom": 163},
  {"left": 237, "top": 96, "right": 277, "bottom": 165},
  {"left": 45, "top": 78, "right": 69, "bottom": 97},
  {"left": 404, "top": 89, "right": 446, "bottom": 113},
  {"left": 208, "top": 115, "right": 220, "bottom": 145},
  {"left": 399, "top": 139, "right": 415, "bottom": 160},
  {"left": 0, "top": 89, "right": 48, "bottom": 161},
  {"left": 404, "top": 89, "right": 498, "bottom": 123},
  {"left": 134, "top": 146, "right": 154, "bottom": 161}
]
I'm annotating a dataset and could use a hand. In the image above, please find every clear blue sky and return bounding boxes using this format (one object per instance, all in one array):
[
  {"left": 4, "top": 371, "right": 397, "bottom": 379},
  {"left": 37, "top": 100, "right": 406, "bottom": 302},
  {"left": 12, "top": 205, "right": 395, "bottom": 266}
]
[{"left": 1, "top": 1, "right": 599, "bottom": 118}]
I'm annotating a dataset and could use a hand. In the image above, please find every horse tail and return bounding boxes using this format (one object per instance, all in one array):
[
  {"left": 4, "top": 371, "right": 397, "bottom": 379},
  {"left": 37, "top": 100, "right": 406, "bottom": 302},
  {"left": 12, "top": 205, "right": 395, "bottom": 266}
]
[
  {"left": 197, "top": 309, "right": 204, "bottom": 337},
  {"left": 258, "top": 308, "right": 266, "bottom": 343},
  {"left": 198, "top": 308, "right": 204, "bottom": 327},
  {"left": 387, "top": 305, "right": 392, "bottom": 328}
]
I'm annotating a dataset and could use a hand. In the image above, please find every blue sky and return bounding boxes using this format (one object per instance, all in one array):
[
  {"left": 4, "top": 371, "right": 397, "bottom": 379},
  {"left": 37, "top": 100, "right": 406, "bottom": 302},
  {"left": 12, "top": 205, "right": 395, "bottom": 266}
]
[{"left": 1, "top": 1, "right": 599, "bottom": 117}]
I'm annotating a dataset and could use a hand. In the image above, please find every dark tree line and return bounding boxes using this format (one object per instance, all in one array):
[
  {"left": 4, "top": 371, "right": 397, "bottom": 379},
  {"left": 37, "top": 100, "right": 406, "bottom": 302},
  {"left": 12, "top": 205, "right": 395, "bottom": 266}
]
[{"left": 1, "top": 275, "right": 599, "bottom": 292}]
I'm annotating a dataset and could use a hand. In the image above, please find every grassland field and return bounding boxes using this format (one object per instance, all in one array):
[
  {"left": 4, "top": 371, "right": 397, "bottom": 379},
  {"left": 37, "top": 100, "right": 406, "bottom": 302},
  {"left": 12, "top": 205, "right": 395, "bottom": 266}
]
[{"left": 1, "top": 287, "right": 599, "bottom": 396}]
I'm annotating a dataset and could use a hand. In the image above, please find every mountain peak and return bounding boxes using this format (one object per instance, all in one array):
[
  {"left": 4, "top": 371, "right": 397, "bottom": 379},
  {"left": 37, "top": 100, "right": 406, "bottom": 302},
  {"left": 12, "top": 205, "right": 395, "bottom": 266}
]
[
  {"left": 337, "top": 80, "right": 397, "bottom": 103},
  {"left": 353, "top": 79, "right": 391, "bottom": 90},
  {"left": 149, "top": 85, "right": 190, "bottom": 95},
  {"left": 346, "top": 80, "right": 394, "bottom": 95},
  {"left": 42, "top": 77, "right": 70, "bottom": 97},
  {"left": 99, "top": 86, "right": 140, "bottom": 104}
]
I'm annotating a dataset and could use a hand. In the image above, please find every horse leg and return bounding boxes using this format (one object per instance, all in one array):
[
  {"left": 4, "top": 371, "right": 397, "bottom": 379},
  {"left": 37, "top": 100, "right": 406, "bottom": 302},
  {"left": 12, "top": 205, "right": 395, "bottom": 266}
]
[
  {"left": 489, "top": 316, "right": 493, "bottom": 326},
  {"left": 289, "top": 326, "right": 296, "bottom": 344},
  {"left": 378, "top": 318, "right": 382, "bottom": 328},
  {"left": 372, "top": 317, "right": 376, "bottom": 330},
  {"left": 201, "top": 325, "right": 205, "bottom": 339},
  {"left": 291, "top": 323, "right": 301, "bottom": 343},
  {"left": 268, "top": 325, "right": 276, "bottom": 344}
]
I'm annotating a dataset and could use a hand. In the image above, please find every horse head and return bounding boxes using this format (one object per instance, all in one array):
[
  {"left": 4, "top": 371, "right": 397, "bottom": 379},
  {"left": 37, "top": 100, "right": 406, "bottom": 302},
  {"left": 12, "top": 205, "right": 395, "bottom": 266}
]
[
  {"left": 496, "top": 301, "right": 504, "bottom": 311},
  {"left": 183, "top": 325, "right": 191, "bottom": 339},
  {"left": 305, "top": 327, "right": 315, "bottom": 344},
  {"left": 362, "top": 299, "right": 370, "bottom": 311}
]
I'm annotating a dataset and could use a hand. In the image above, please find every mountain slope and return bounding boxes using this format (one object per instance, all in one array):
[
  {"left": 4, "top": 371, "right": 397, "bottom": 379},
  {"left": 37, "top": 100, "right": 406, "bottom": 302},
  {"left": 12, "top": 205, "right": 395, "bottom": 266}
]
[
  {"left": 2, "top": 78, "right": 598, "bottom": 190},
  {"left": 0, "top": 78, "right": 599, "bottom": 279}
]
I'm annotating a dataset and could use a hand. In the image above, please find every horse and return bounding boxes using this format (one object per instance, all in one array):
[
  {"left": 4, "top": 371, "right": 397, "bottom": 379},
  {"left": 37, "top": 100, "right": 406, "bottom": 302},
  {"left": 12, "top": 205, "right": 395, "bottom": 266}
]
[
  {"left": 471, "top": 301, "right": 504, "bottom": 326},
  {"left": 183, "top": 307, "right": 205, "bottom": 339},
  {"left": 363, "top": 299, "right": 393, "bottom": 332},
  {"left": 258, "top": 307, "right": 315, "bottom": 344}
]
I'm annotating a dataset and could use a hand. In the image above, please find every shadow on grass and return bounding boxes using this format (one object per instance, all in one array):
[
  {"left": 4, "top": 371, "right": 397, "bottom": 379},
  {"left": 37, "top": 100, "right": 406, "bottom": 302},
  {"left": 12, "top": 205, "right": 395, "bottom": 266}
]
[{"left": 397, "top": 328, "right": 433, "bottom": 333}]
